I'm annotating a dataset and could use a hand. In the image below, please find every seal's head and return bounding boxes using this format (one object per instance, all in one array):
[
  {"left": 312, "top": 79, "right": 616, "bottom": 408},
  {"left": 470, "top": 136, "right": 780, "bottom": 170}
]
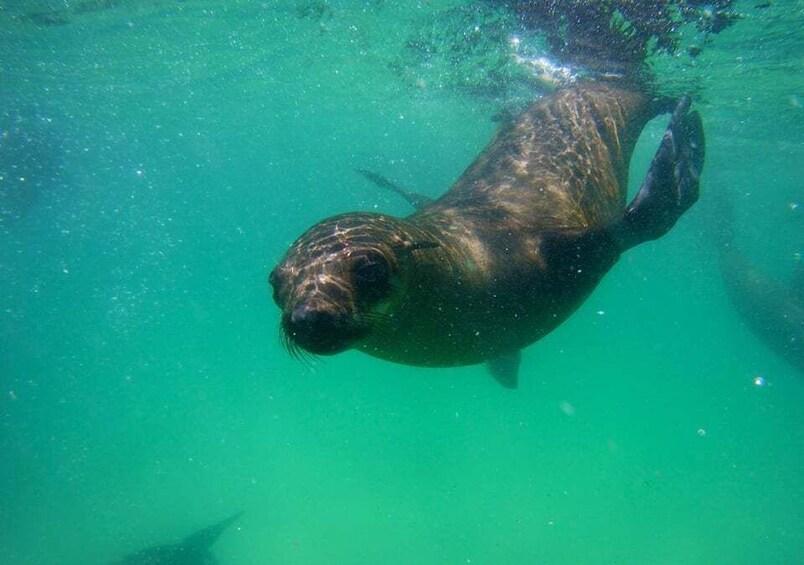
[{"left": 269, "top": 212, "right": 437, "bottom": 357}]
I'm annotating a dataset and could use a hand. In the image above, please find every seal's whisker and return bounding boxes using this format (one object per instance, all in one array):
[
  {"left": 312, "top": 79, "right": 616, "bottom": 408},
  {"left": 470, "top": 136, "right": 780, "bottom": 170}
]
[
  {"left": 278, "top": 325, "right": 315, "bottom": 366},
  {"left": 358, "top": 311, "right": 393, "bottom": 325},
  {"left": 294, "top": 347, "right": 317, "bottom": 369},
  {"left": 283, "top": 334, "right": 302, "bottom": 360}
]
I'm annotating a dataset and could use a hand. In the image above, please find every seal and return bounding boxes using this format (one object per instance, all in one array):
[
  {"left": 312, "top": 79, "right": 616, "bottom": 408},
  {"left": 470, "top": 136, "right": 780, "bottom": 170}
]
[
  {"left": 711, "top": 195, "right": 804, "bottom": 374},
  {"left": 269, "top": 81, "right": 704, "bottom": 387}
]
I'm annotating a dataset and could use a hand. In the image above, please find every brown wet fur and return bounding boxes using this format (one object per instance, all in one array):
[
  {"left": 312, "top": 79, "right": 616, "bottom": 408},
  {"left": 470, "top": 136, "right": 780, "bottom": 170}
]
[{"left": 271, "top": 81, "right": 665, "bottom": 366}]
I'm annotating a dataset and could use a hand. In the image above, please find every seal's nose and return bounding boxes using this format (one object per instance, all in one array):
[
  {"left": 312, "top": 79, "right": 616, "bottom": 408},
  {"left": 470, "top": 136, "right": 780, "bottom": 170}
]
[
  {"left": 290, "top": 304, "right": 333, "bottom": 328},
  {"left": 283, "top": 304, "right": 348, "bottom": 355}
]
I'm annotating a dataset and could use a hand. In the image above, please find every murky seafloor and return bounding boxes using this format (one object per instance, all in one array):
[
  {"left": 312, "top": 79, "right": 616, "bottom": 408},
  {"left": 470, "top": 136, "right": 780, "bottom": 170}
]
[{"left": 1, "top": 2, "right": 802, "bottom": 564}]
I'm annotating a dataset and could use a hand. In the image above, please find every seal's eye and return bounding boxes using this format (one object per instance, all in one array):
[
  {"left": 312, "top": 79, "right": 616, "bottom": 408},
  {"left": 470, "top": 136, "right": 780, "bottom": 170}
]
[
  {"left": 352, "top": 255, "right": 391, "bottom": 303},
  {"left": 353, "top": 255, "right": 389, "bottom": 286}
]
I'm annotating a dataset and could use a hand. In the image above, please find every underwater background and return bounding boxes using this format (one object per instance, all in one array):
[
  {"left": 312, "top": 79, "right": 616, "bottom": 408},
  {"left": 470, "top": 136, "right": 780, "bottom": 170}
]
[{"left": 1, "top": 1, "right": 802, "bottom": 563}]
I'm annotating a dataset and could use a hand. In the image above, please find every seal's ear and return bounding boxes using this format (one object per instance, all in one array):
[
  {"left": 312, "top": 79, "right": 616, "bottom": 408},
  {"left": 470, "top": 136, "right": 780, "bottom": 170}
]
[
  {"left": 408, "top": 240, "right": 440, "bottom": 251},
  {"left": 392, "top": 240, "right": 440, "bottom": 256}
]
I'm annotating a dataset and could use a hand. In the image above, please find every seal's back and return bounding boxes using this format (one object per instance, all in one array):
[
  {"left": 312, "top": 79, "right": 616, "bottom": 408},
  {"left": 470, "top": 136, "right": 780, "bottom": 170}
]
[{"left": 417, "top": 82, "right": 661, "bottom": 233}]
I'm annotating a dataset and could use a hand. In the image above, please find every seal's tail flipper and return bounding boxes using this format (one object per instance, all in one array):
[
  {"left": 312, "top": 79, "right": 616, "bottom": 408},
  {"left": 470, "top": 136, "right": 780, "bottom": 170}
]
[{"left": 616, "top": 96, "right": 705, "bottom": 250}]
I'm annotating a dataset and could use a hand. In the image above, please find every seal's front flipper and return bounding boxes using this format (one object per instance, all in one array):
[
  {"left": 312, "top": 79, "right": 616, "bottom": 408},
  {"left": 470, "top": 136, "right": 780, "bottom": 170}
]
[
  {"left": 617, "top": 96, "right": 705, "bottom": 250},
  {"left": 487, "top": 350, "right": 521, "bottom": 389},
  {"left": 355, "top": 168, "right": 434, "bottom": 210}
]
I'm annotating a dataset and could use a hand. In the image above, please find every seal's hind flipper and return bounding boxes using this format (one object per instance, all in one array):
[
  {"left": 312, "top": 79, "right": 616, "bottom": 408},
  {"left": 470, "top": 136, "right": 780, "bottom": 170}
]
[
  {"left": 487, "top": 350, "right": 521, "bottom": 389},
  {"left": 617, "top": 96, "right": 705, "bottom": 250}
]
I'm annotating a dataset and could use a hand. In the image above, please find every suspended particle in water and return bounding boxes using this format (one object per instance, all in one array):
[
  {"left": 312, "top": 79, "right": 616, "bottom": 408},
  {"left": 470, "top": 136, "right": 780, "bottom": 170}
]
[
  {"left": 697, "top": 428, "right": 707, "bottom": 437},
  {"left": 753, "top": 375, "right": 766, "bottom": 387}
]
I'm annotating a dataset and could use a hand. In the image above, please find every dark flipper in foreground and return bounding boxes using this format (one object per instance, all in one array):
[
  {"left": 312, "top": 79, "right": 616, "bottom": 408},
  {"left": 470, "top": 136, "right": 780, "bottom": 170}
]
[{"left": 112, "top": 512, "right": 243, "bottom": 565}]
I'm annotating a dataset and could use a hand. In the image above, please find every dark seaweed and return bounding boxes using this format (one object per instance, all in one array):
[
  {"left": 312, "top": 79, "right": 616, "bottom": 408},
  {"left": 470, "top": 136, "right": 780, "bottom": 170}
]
[{"left": 489, "top": 0, "right": 742, "bottom": 74}]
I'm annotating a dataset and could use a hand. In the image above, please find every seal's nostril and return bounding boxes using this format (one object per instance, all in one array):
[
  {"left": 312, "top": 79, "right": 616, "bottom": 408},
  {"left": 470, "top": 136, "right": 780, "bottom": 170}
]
[
  {"left": 288, "top": 304, "right": 335, "bottom": 332},
  {"left": 290, "top": 304, "right": 311, "bottom": 325}
]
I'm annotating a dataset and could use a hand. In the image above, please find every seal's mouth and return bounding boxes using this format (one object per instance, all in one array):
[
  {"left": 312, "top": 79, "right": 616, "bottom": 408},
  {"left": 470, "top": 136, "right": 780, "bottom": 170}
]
[{"left": 281, "top": 303, "right": 367, "bottom": 356}]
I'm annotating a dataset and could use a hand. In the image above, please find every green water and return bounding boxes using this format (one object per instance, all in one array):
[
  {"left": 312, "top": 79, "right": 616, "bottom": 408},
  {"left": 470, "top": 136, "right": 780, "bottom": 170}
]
[{"left": 1, "top": 2, "right": 802, "bottom": 564}]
